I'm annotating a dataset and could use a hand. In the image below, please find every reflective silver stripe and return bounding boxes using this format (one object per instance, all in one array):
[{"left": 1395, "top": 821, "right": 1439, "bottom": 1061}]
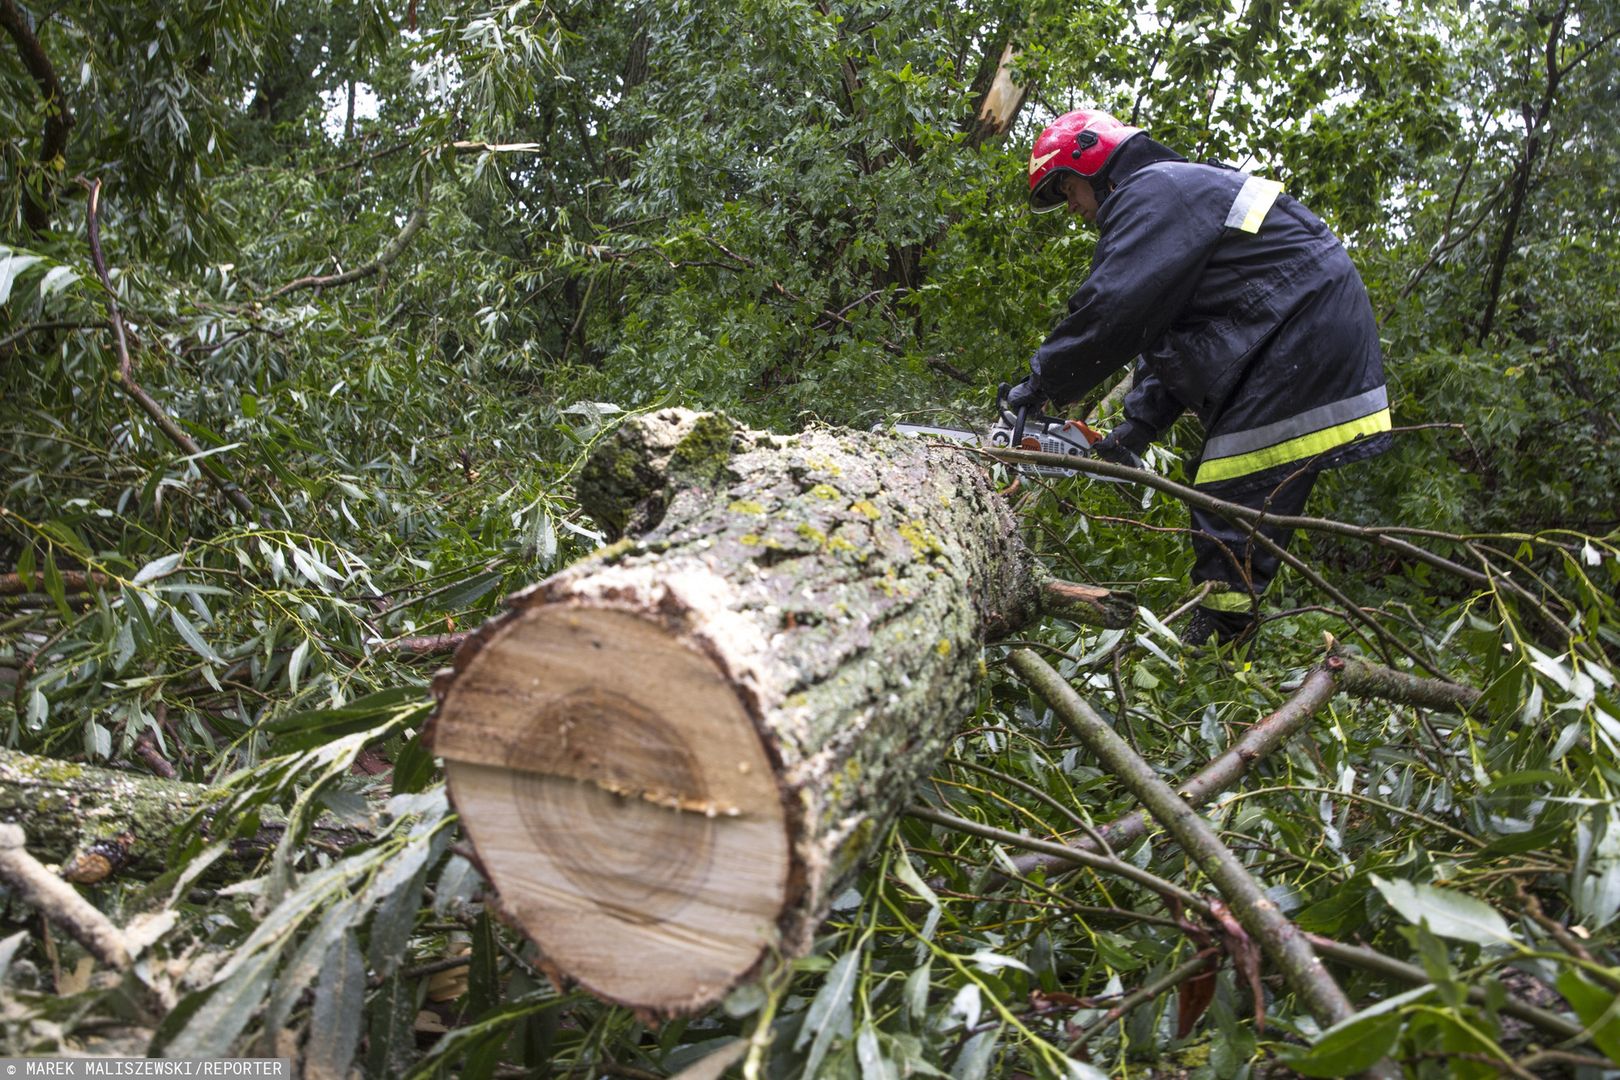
[
  {"left": 1203, "top": 386, "right": 1389, "bottom": 461},
  {"left": 1224, "top": 175, "right": 1283, "bottom": 233}
]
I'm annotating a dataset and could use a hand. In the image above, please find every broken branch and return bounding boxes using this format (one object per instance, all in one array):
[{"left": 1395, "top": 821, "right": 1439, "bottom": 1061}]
[
  {"left": 80, "top": 179, "right": 258, "bottom": 520},
  {"left": 0, "top": 824, "right": 129, "bottom": 969},
  {"left": 269, "top": 204, "right": 428, "bottom": 299},
  {"left": 0, "top": 569, "right": 110, "bottom": 595},
  {"left": 1008, "top": 649, "right": 1365, "bottom": 1037},
  {"left": 1005, "top": 661, "right": 1342, "bottom": 881},
  {"left": 1040, "top": 577, "right": 1135, "bottom": 628}
]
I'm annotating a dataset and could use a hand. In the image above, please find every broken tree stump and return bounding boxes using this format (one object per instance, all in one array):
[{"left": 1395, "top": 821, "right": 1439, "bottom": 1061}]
[{"left": 428, "top": 409, "right": 1129, "bottom": 1014}]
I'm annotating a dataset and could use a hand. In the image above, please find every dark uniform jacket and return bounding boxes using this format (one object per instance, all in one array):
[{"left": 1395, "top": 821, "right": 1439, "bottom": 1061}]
[{"left": 1030, "top": 137, "right": 1391, "bottom": 494}]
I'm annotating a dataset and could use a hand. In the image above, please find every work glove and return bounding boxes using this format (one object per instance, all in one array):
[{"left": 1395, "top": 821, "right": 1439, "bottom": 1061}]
[
  {"left": 1183, "top": 606, "right": 1259, "bottom": 650},
  {"left": 1091, "top": 419, "right": 1148, "bottom": 469},
  {"left": 1005, "top": 376, "right": 1047, "bottom": 413}
]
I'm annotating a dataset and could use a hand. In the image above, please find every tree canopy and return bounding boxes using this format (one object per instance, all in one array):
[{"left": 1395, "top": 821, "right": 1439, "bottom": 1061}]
[{"left": 1, "top": 0, "right": 1618, "bottom": 1076}]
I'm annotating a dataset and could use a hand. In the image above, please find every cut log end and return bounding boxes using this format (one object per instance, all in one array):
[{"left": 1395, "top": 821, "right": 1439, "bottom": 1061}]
[{"left": 434, "top": 605, "right": 792, "bottom": 1013}]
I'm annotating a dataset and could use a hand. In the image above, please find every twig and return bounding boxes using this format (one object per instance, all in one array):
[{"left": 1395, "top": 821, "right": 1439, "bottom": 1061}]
[
  {"left": 78, "top": 179, "right": 258, "bottom": 519},
  {"left": 397, "top": 953, "right": 472, "bottom": 981},
  {"left": 0, "top": 320, "right": 105, "bottom": 354},
  {"left": 905, "top": 804, "right": 1211, "bottom": 917},
  {"left": 1242, "top": 514, "right": 1414, "bottom": 669},
  {"left": 943, "top": 757, "right": 1090, "bottom": 833},
  {"left": 131, "top": 729, "right": 177, "bottom": 780},
  {"left": 0, "top": 825, "right": 129, "bottom": 969},
  {"left": 1334, "top": 652, "right": 1483, "bottom": 716},
  {"left": 983, "top": 445, "right": 1485, "bottom": 591},
  {"left": 1068, "top": 947, "right": 1220, "bottom": 1048},
  {"left": 373, "top": 631, "right": 472, "bottom": 657},
  {"left": 1515, "top": 884, "right": 1620, "bottom": 990},
  {"left": 1164, "top": 581, "right": 1219, "bottom": 624},
  {"left": 925, "top": 356, "right": 975, "bottom": 385},
  {"left": 1007, "top": 650, "right": 1367, "bottom": 1041},
  {"left": 985, "top": 444, "right": 1566, "bottom": 661},
  {"left": 1518, "top": 1049, "right": 1616, "bottom": 1072}
]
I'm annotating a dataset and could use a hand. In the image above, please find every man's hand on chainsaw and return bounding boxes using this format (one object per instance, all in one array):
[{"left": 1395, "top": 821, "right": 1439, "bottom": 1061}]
[
  {"left": 1005, "top": 376, "right": 1047, "bottom": 413},
  {"left": 1091, "top": 420, "right": 1147, "bottom": 469}
]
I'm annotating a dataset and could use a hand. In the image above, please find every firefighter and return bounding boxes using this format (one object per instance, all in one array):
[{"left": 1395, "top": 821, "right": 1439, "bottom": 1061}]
[{"left": 1008, "top": 108, "right": 1392, "bottom": 647}]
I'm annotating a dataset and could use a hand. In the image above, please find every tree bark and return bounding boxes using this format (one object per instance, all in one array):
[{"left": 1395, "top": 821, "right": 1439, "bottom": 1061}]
[{"left": 428, "top": 409, "right": 1070, "bottom": 1015}]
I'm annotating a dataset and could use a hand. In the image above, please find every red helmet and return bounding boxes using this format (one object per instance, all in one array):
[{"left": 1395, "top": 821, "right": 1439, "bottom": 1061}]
[{"left": 1028, "top": 109, "right": 1143, "bottom": 213}]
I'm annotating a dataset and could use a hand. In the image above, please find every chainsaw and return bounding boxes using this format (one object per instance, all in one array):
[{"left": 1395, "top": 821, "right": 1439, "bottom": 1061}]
[{"left": 886, "top": 382, "right": 1131, "bottom": 480}]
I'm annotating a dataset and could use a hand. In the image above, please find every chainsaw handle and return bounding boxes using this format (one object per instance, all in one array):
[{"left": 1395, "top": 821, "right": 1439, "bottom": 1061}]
[{"left": 996, "top": 381, "right": 1038, "bottom": 449}]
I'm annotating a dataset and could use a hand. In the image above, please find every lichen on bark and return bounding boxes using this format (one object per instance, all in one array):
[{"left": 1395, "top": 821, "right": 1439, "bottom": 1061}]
[{"left": 518, "top": 409, "right": 1051, "bottom": 956}]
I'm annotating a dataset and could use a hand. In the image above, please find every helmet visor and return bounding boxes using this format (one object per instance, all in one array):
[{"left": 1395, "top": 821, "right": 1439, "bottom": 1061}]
[{"left": 1030, "top": 171, "right": 1068, "bottom": 213}]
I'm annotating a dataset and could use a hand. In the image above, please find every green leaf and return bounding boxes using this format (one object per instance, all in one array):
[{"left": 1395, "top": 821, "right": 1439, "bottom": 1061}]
[
  {"left": 39, "top": 519, "right": 90, "bottom": 557},
  {"left": 262, "top": 893, "right": 366, "bottom": 1042},
  {"left": 893, "top": 850, "right": 940, "bottom": 913},
  {"left": 39, "top": 265, "right": 79, "bottom": 298},
  {"left": 391, "top": 732, "right": 436, "bottom": 795},
  {"left": 950, "top": 1026, "right": 1000, "bottom": 1080},
  {"left": 42, "top": 557, "right": 71, "bottom": 620},
  {"left": 0, "top": 252, "right": 44, "bottom": 305},
  {"left": 364, "top": 836, "right": 435, "bottom": 979},
  {"left": 0, "top": 931, "right": 30, "bottom": 983},
  {"left": 856, "top": 1023, "right": 897, "bottom": 1080},
  {"left": 1556, "top": 971, "right": 1620, "bottom": 1063},
  {"left": 163, "top": 942, "right": 281, "bottom": 1058},
  {"left": 265, "top": 687, "right": 427, "bottom": 751},
  {"left": 303, "top": 931, "right": 367, "bottom": 1080},
  {"left": 287, "top": 637, "right": 310, "bottom": 693},
  {"left": 133, "top": 552, "right": 184, "bottom": 584},
  {"left": 366, "top": 969, "right": 419, "bottom": 1079},
  {"left": 440, "top": 569, "right": 503, "bottom": 610},
  {"left": 170, "top": 606, "right": 225, "bottom": 665},
  {"left": 1281, "top": 1010, "right": 1404, "bottom": 1077},
  {"left": 1371, "top": 875, "right": 1515, "bottom": 946},
  {"left": 796, "top": 948, "right": 859, "bottom": 1076},
  {"left": 469, "top": 910, "right": 499, "bottom": 1018},
  {"left": 664, "top": 1040, "right": 748, "bottom": 1080},
  {"left": 402, "top": 990, "right": 565, "bottom": 1080}
]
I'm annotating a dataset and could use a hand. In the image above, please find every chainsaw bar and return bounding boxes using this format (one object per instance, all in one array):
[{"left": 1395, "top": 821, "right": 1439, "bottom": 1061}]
[{"left": 887, "top": 417, "right": 1126, "bottom": 481}]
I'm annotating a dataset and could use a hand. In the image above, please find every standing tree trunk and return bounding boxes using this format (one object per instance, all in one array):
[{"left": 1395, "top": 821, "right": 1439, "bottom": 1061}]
[
  {"left": 428, "top": 410, "right": 1120, "bottom": 1015},
  {"left": 1478, "top": 0, "right": 1569, "bottom": 343}
]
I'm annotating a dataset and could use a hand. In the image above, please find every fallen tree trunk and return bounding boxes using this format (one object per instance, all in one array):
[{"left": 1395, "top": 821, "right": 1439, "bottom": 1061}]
[
  {"left": 0, "top": 747, "right": 366, "bottom": 881},
  {"left": 428, "top": 409, "right": 1119, "bottom": 1015}
]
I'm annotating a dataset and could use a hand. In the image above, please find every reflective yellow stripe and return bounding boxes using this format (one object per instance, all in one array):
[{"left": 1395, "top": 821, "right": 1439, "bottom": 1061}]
[
  {"left": 1196, "top": 408, "right": 1392, "bottom": 485},
  {"left": 1203, "top": 592, "right": 1255, "bottom": 612},
  {"left": 1225, "top": 176, "right": 1283, "bottom": 234}
]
